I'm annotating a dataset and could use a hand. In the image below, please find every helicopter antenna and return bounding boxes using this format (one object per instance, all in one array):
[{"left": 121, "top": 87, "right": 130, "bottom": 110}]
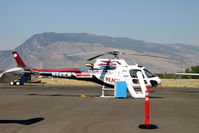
[{"left": 132, "top": 59, "right": 138, "bottom": 65}]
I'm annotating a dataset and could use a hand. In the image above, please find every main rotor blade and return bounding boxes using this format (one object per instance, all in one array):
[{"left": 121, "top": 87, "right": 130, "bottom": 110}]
[
  {"left": 124, "top": 53, "right": 183, "bottom": 61},
  {"left": 66, "top": 51, "right": 102, "bottom": 57},
  {"left": 87, "top": 53, "right": 106, "bottom": 61}
]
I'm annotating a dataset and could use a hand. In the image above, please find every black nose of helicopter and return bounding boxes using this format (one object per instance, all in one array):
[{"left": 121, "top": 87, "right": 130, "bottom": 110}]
[{"left": 150, "top": 80, "right": 158, "bottom": 87}]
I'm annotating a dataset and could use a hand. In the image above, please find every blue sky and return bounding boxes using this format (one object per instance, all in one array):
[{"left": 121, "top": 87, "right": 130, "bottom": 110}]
[{"left": 0, "top": 0, "right": 199, "bottom": 50}]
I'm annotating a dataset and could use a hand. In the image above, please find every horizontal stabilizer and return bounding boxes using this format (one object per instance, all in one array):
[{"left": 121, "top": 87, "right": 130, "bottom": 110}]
[{"left": 0, "top": 67, "right": 25, "bottom": 83}]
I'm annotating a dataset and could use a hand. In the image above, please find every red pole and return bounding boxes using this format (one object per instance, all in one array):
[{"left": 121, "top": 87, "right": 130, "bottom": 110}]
[
  {"left": 138, "top": 86, "right": 158, "bottom": 129},
  {"left": 145, "top": 86, "right": 150, "bottom": 126}
]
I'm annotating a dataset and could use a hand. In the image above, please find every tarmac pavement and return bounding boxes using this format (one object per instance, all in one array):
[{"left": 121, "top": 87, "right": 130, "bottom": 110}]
[{"left": 0, "top": 84, "right": 199, "bottom": 133}]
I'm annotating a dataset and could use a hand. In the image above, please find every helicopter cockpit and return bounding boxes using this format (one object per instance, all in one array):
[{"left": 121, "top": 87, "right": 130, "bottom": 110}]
[
  {"left": 129, "top": 66, "right": 160, "bottom": 87},
  {"left": 143, "top": 69, "right": 157, "bottom": 78},
  {"left": 129, "top": 68, "right": 156, "bottom": 78}
]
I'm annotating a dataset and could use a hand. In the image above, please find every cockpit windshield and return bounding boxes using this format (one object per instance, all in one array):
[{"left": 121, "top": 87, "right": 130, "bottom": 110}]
[
  {"left": 144, "top": 69, "right": 156, "bottom": 78},
  {"left": 129, "top": 69, "right": 144, "bottom": 78}
]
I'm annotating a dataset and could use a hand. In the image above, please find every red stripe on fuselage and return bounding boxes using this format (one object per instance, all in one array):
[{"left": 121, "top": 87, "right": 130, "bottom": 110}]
[
  {"left": 99, "top": 63, "right": 117, "bottom": 66},
  {"left": 75, "top": 73, "right": 91, "bottom": 76},
  {"left": 32, "top": 68, "right": 81, "bottom": 73}
]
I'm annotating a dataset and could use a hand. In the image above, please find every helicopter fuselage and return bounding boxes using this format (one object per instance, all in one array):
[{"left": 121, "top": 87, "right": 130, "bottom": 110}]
[
  {"left": 38, "top": 59, "right": 161, "bottom": 88},
  {"left": 89, "top": 63, "right": 161, "bottom": 88},
  {"left": 8, "top": 51, "right": 161, "bottom": 89}
]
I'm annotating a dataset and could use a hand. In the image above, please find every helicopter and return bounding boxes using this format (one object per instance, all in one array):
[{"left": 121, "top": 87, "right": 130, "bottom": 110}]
[
  {"left": 5, "top": 50, "right": 161, "bottom": 89},
  {"left": 0, "top": 50, "right": 163, "bottom": 98}
]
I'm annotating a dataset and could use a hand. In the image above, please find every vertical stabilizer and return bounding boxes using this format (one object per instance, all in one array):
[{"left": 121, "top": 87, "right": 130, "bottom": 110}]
[{"left": 12, "top": 51, "right": 27, "bottom": 68}]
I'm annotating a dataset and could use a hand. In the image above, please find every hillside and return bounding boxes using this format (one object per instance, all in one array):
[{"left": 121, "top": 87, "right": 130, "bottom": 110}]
[{"left": 0, "top": 32, "right": 199, "bottom": 73}]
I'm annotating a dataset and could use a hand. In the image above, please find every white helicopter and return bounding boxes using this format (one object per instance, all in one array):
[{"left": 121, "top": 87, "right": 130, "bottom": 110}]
[
  {"left": 37, "top": 50, "right": 162, "bottom": 89},
  {"left": 1, "top": 50, "right": 163, "bottom": 98},
  {"left": 1, "top": 50, "right": 162, "bottom": 88},
  {"left": 1, "top": 50, "right": 163, "bottom": 88}
]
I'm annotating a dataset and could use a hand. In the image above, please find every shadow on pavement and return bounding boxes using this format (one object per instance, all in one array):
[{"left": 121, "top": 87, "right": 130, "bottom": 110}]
[{"left": 0, "top": 117, "right": 44, "bottom": 125}]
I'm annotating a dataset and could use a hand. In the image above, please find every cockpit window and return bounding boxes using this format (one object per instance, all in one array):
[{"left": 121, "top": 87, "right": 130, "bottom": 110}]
[
  {"left": 129, "top": 69, "right": 144, "bottom": 78},
  {"left": 144, "top": 69, "right": 156, "bottom": 78}
]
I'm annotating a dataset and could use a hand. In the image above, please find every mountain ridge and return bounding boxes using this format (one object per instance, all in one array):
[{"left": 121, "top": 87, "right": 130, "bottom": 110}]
[{"left": 0, "top": 32, "right": 199, "bottom": 72}]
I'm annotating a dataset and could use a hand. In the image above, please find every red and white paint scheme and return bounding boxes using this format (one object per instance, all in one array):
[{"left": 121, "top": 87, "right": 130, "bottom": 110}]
[
  {"left": 1, "top": 50, "right": 161, "bottom": 98},
  {"left": 89, "top": 58, "right": 161, "bottom": 88},
  {"left": 11, "top": 51, "right": 93, "bottom": 79}
]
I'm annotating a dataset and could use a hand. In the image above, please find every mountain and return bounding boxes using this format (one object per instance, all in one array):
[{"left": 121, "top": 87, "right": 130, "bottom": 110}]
[{"left": 0, "top": 32, "right": 199, "bottom": 73}]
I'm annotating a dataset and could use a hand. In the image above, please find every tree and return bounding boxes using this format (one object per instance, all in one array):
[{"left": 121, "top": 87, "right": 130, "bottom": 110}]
[
  {"left": 182, "top": 66, "right": 199, "bottom": 79},
  {"left": 190, "top": 66, "right": 199, "bottom": 73},
  {"left": 185, "top": 67, "right": 190, "bottom": 73}
]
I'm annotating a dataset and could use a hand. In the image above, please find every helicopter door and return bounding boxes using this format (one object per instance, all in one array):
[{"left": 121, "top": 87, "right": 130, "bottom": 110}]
[{"left": 129, "top": 69, "right": 145, "bottom": 85}]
